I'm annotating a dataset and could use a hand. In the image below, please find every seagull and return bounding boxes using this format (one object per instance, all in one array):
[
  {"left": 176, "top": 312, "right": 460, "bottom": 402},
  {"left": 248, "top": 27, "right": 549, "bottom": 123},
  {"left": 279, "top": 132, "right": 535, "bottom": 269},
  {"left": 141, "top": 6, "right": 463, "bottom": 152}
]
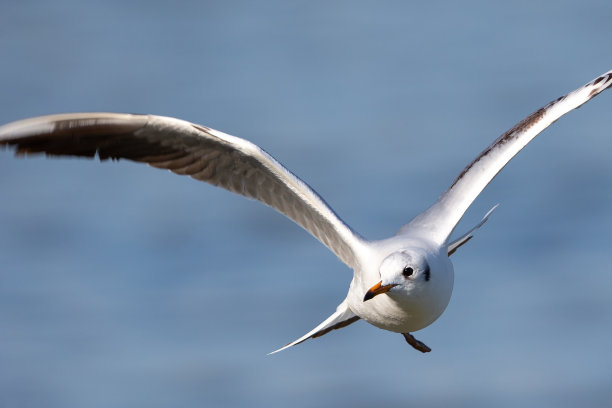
[{"left": 1, "top": 70, "right": 611, "bottom": 354}]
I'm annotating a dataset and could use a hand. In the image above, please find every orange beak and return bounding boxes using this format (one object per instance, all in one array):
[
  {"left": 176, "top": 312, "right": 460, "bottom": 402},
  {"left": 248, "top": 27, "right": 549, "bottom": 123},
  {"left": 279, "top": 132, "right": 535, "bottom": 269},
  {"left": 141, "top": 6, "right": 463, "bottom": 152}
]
[{"left": 363, "top": 281, "right": 397, "bottom": 302}]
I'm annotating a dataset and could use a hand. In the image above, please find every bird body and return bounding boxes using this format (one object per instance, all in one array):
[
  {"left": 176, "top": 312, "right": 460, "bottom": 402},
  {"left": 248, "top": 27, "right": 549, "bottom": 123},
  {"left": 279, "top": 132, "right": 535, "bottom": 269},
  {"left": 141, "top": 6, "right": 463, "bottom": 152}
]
[
  {"left": 1, "top": 70, "right": 611, "bottom": 354},
  {"left": 348, "top": 237, "right": 454, "bottom": 333}
]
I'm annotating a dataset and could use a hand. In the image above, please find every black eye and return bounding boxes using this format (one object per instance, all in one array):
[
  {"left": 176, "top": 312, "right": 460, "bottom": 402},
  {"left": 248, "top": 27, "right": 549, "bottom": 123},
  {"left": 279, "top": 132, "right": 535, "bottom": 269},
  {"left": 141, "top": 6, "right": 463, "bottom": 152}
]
[{"left": 402, "top": 266, "right": 414, "bottom": 277}]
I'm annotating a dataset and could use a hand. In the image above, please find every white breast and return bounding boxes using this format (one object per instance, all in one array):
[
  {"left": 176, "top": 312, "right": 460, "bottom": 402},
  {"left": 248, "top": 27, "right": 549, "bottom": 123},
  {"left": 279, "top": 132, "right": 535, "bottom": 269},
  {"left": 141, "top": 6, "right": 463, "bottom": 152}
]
[{"left": 347, "top": 238, "right": 454, "bottom": 333}]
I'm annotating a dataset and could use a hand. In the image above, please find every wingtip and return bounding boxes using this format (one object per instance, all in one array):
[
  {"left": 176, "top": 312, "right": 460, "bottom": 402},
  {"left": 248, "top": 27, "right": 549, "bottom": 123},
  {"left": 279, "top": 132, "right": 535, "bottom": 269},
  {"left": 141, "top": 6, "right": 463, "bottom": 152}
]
[{"left": 586, "top": 71, "right": 612, "bottom": 99}]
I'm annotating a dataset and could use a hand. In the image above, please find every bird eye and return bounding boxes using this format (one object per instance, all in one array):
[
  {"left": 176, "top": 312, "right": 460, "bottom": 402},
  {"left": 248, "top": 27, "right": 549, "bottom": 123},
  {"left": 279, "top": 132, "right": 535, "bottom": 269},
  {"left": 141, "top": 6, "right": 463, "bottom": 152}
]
[{"left": 402, "top": 266, "right": 414, "bottom": 277}]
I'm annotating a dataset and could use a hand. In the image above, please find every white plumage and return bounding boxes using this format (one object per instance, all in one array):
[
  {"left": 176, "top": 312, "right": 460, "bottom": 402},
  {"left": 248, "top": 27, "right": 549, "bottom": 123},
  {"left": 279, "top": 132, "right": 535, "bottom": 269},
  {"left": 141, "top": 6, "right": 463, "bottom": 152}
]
[{"left": 1, "top": 69, "right": 610, "bottom": 354}]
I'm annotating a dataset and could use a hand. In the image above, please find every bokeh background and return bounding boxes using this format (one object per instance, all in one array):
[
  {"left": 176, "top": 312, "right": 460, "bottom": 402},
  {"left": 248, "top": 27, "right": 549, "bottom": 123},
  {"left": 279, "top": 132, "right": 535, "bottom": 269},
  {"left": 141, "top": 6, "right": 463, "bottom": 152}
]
[{"left": 1, "top": 1, "right": 612, "bottom": 407}]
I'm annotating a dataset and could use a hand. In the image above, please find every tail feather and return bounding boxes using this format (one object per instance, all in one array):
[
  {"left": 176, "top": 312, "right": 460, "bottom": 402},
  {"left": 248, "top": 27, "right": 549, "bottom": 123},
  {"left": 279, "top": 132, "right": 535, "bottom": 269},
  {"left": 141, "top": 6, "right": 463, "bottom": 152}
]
[
  {"left": 268, "top": 300, "right": 358, "bottom": 354},
  {"left": 447, "top": 204, "right": 498, "bottom": 256}
]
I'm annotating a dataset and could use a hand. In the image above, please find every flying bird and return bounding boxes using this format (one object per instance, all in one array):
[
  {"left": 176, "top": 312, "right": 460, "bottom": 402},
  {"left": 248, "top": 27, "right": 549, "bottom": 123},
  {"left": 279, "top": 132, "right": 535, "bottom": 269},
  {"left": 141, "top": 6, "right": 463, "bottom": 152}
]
[{"left": 1, "top": 70, "right": 611, "bottom": 354}]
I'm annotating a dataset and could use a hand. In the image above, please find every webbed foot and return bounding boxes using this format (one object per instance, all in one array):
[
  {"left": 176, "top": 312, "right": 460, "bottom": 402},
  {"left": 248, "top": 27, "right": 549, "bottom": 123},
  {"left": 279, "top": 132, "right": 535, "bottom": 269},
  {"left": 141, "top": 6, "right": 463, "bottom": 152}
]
[{"left": 402, "top": 332, "right": 431, "bottom": 353}]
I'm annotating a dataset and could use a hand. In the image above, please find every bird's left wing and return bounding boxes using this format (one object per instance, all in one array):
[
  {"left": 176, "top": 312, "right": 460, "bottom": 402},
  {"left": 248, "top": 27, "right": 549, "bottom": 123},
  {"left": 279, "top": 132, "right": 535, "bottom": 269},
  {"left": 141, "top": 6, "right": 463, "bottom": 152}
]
[
  {"left": 0, "top": 113, "right": 366, "bottom": 268},
  {"left": 399, "top": 69, "right": 612, "bottom": 245}
]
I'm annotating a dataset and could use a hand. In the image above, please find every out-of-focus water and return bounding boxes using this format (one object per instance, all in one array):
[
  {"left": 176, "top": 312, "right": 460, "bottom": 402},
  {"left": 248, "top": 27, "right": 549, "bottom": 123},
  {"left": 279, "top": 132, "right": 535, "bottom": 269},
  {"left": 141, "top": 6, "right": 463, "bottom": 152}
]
[{"left": 1, "top": 1, "right": 612, "bottom": 407}]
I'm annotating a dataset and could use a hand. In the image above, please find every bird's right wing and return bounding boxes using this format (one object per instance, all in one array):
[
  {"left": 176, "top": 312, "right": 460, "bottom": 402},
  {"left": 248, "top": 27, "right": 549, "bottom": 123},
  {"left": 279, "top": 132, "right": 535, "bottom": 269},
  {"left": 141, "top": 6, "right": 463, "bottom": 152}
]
[{"left": 0, "top": 113, "right": 366, "bottom": 268}]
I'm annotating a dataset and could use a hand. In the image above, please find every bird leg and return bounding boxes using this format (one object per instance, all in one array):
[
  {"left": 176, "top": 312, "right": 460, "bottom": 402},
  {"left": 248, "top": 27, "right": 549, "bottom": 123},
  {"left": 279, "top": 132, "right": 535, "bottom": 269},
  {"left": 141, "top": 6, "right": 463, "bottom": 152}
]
[{"left": 402, "top": 332, "right": 431, "bottom": 353}]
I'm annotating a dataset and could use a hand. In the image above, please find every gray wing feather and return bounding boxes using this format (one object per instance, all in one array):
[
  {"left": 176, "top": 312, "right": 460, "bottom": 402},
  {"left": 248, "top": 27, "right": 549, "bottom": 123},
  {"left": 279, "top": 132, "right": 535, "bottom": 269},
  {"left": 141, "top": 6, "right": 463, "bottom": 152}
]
[{"left": 0, "top": 113, "right": 365, "bottom": 267}]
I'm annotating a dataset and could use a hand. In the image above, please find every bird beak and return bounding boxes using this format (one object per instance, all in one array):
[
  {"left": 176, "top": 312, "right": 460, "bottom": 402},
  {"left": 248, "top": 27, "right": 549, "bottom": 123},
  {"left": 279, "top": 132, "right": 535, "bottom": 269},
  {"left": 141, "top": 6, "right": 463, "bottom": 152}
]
[{"left": 363, "top": 281, "right": 397, "bottom": 302}]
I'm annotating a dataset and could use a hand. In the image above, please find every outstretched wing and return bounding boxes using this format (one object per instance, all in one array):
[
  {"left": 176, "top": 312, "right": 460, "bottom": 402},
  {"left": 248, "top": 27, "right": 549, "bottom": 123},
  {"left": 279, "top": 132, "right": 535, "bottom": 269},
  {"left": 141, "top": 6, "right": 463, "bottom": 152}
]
[
  {"left": 400, "top": 69, "right": 612, "bottom": 245},
  {"left": 0, "top": 113, "right": 366, "bottom": 267}
]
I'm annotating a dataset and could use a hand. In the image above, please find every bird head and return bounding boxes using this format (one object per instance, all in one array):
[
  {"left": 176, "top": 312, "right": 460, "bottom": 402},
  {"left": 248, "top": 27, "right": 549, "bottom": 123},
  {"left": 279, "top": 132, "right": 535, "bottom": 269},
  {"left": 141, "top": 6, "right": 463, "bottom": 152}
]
[{"left": 363, "top": 250, "right": 431, "bottom": 302}]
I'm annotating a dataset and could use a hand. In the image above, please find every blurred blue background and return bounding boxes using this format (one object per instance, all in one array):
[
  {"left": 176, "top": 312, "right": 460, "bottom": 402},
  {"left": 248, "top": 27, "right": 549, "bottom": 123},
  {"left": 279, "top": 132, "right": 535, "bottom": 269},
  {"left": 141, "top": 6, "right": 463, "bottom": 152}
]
[{"left": 1, "top": 1, "right": 612, "bottom": 407}]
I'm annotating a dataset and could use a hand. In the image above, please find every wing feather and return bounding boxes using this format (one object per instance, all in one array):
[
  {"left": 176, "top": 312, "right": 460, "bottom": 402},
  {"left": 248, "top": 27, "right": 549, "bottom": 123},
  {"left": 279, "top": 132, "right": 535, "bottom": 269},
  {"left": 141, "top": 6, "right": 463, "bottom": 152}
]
[
  {"left": 0, "top": 113, "right": 366, "bottom": 267},
  {"left": 401, "top": 69, "right": 612, "bottom": 244}
]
